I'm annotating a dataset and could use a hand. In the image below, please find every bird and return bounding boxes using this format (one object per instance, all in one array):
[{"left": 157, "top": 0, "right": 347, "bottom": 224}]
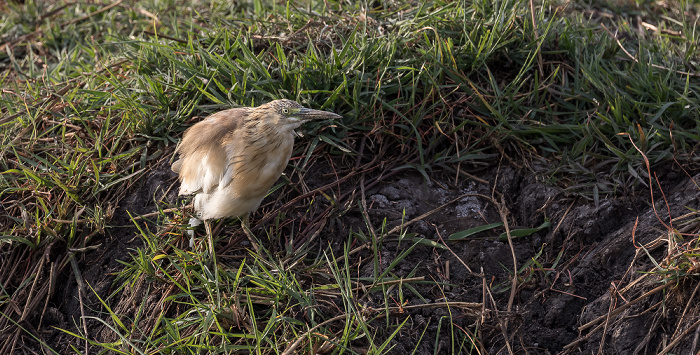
[{"left": 171, "top": 99, "right": 342, "bottom": 254}]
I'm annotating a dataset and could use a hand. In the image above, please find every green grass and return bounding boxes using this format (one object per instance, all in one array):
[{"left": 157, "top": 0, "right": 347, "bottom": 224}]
[{"left": 1, "top": 0, "right": 699, "bottom": 353}]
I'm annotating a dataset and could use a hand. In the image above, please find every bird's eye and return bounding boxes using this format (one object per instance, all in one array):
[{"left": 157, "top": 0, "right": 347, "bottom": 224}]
[{"left": 282, "top": 108, "right": 289, "bottom": 114}]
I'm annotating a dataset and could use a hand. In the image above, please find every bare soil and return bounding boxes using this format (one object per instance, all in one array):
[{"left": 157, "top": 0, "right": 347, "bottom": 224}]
[{"left": 30, "top": 158, "right": 700, "bottom": 354}]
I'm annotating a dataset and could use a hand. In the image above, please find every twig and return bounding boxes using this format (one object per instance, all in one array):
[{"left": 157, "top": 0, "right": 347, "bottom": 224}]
[
  {"left": 435, "top": 227, "right": 481, "bottom": 278},
  {"left": 130, "top": 206, "right": 185, "bottom": 221},
  {"left": 282, "top": 314, "right": 348, "bottom": 355},
  {"left": 385, "top": 301, "right": 481, "bottom": 315},
  {"left": 143, "top": 30, "right": 188, "bottom": 44},
  {"left": 578, "top": 282, "right": 671, "bottom": 332},
  {"left": 550, "top": 200, "right": 575, "bottom": 239},
  {"left": 563, "top": 282, "right": 673, "bottom": 350},
  {"left": 671, "top": 281, "right": 700, "bottom": 341},
  {"left": 659, "top": 318, "right": 700, "bottom": 355},
  {"left": 640, "top": 22, "right": 685, "bottom": 38},
  {"left": 355, "top": 135, "right": 366, "bottom": 170},
  {"left": 496, "top": 194, "right": 516, "bottom": 355},
  {"left": 386, "top": 192, "right": 480, "bottom": 236},
  {"left": 597, "top": 286, "right": 618, "bottom": 354},
  {"left": 69, "top": 254, "right": 89, "bottom": 355},
  {"left": 351, "top": 276, "right": 426, "bottom": 293},
  {"left": 620, "top": 132, "right": 672, "bottom": 230},
  {"left": 360, "top": 176, "right": 378, "bottom": 244}
]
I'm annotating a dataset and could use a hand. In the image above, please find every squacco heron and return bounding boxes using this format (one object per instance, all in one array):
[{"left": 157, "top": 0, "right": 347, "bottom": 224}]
[{"left": 172, "top": 99, "right": 341, "bottom": 252}]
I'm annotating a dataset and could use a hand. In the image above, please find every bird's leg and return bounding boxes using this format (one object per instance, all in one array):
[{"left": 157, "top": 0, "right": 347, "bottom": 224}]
[
  {"left": 204, "top": 219, "right": 216, "bottom": 261},
  {"left": 241, "top": 215, "right": 260, "bottom": 253},
  {"left": 188, "top": 217, "right": 202, "bottom": 248},
  {"left": 203, "top": 219, "right": 220, "bottom": 283}
]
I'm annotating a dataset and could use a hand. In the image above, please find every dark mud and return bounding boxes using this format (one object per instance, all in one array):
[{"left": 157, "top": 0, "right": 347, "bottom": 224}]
[{"left": 34, "top": 160, "right": 700, "bottom": 354}]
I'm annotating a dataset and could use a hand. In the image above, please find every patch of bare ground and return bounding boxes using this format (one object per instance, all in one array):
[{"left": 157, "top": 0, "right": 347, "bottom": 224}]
[{"left": 21, "top": 158, "right": 700, "bottom": 354}]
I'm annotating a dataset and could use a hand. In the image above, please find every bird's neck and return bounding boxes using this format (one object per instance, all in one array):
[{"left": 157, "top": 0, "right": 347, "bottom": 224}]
[{"left": 241, "top": 120, "right": 294, "bottom": 150}]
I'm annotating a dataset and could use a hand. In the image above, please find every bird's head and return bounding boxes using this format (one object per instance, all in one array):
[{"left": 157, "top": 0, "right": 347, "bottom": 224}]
[{"left": 256, "top": 99, "right": 342, "bottom": 129}]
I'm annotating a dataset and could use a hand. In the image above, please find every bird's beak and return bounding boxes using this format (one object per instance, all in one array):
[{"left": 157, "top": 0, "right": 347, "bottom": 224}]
[{"left": 295, "top": 108, "right": 342, "bottom": 122}]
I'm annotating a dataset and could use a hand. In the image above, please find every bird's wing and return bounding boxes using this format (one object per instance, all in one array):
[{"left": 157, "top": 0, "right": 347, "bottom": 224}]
[{"left": 174, "top": 108, "right": 248, "bottom": 195}]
